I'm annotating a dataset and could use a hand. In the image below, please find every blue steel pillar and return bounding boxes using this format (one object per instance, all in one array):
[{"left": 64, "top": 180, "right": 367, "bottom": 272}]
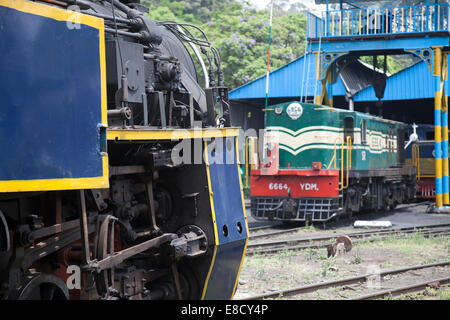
[{"left": 442, "top": 52, "right": 449, "bottom": 205}]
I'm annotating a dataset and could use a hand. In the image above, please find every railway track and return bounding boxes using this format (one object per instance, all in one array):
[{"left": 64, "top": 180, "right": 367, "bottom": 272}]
[
  {"left": 249, "top": 225, "right": 307, "bottom": 240},
  {"left": 239, "top": 260, "right": 450, "bottom": 300},
  {"left": 248, "top": 202, "right": 434, "bottom": 240},
  {"left": 248, "top": 223, "right": 283, "bottom": 233},
  {"left": 351, "top": 276, "right": 450, "bottom": 300},
  {"left": 246, "top": 223, "right": 450, "bottom": 255}
]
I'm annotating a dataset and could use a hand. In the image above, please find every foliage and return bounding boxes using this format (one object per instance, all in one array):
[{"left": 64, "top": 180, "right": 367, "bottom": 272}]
[
  {"left": 144, "top": 0, "right": 235, "bottom": 24},
  {"left": 359, "top": 54, "right": 420, "bottom": 75},
  {"left": 144, "top": 0, "right": 307, "bottom": 89},
  {"left": 143, "top": 0, "right": 415, "bottom": 89},
  {"left": 205, "top": 2, "right": 306, "bottom": 88}
]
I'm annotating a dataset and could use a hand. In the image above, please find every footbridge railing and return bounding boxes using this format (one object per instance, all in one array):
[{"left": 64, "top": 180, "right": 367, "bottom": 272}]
[{"left": 307, "top": 3, "right": 450, "bottom": 39}]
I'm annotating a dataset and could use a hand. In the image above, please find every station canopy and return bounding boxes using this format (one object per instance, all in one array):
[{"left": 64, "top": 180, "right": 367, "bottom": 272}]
[{"left": 314, "top": 0, "right": 447, "bottom": 8}]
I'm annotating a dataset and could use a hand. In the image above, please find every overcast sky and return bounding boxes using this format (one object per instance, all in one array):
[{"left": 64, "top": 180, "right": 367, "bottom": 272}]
[
  {"left": 248, "top": 0, "right": 270, "bottom": 8},
  {"left": 249, "top": 0, "right": 290, "bottom": 9}
]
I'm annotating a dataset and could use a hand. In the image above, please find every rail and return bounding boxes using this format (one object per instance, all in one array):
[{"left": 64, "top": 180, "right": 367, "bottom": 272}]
[
  {"left": 240, "top": 260, "right": 450, "bottom": 300},
  {"left": 307, "top": 3, "right": 450, "bottom": 39},
  {"left": 246, "top": 225, "right": 450, "bottom": 255}
]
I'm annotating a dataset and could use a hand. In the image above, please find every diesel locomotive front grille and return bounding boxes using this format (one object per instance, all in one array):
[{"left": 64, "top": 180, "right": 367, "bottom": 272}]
[{"left": 251, "top": 196, "right": 342, "bottom": 222}]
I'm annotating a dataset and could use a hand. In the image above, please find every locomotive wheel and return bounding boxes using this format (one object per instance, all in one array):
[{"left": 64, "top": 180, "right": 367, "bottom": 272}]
[
  {"left": 389, "top": 201, "right": 398, "bottom": 210},
  {"left": 176, "top": 264, "right": 201, "bottom": 299},
  {"left": 15, "top": 273, "right": 69, "bottom": 300},
  {"left": 0, "top": 209, "right": 10, "bottom": 252},
  {"left": 148, "top": 264, "right": 200, "bottom": 299},
  {"left": 154, "top": 181, "right": 182, "bottom": 231},
  {"left": 95, "top": 215, "right": 117, "bottom": 298}
]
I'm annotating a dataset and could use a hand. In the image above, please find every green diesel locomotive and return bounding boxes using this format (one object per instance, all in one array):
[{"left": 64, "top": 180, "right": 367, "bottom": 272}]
[{"left": 250, "top": 102, "right": 417, "bottom": 223}]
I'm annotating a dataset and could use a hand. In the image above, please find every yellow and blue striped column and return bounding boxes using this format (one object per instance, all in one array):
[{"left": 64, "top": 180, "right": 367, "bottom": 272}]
[
  {"left": 315, "top": 51, "right": 322, "bottom": 105},
  {"left": 442, "top": 52, "right": 449, "bottom": 205},
  {"left": 434, "top": 47, "right": 444, "bottom": 208}
]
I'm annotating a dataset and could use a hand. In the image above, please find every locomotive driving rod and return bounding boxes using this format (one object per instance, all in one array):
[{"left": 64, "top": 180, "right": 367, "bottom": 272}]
[
  {"left": 90, "top": 233, "right": 177, "bottom": 272},
  {"left": 77, "top": 191, "right": 191, "bottom": 273}
]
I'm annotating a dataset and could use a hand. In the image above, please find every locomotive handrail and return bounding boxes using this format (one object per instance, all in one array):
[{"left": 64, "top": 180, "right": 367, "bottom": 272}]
[
  {"left": 412, "top": 143, "right": 421, "bottom": 181},
  {"left": 327, "top": 137, "right": 346, "bottom": 191},
  {"left": 343, "top": 136, "right": 352, "bottom": 190},
  {"left": 245, "top": 136, "right": 251, "bottom": 188},
  {"left": 245, "top": 136, "right": 259, "bottom": 188},
  {"left": 327, "top": 136, "right": 351, "bottom": 191},
  {"left": 326, "top": 137, "right": 343, "bottom": 170}
]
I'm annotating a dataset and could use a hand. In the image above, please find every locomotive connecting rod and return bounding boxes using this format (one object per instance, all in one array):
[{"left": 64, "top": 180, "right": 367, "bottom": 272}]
[
  {"left": 91, "top": 233, "right": 177, "bottom": 272},
  {"left": 79, "top": 190, "right": 91, "bottom": 265}
]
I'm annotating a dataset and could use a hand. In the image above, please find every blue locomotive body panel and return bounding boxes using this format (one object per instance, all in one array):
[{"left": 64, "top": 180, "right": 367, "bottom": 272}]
[
  {"left": 0, "top": 2, "right": 108, "bottom": 191},
  {"left": 202, "top": 137, "right": 248, "bottom": 299}
]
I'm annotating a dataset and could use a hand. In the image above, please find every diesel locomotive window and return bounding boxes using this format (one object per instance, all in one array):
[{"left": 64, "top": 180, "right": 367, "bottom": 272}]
[
  {"left": 344, "top": 116, "right": 354, "bottom": 143},
  {"left": 361, "top": 119, "right": 367, "bottom": 144}
]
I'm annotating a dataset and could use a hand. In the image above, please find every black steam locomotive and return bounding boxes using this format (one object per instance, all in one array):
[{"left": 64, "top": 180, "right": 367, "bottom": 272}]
[{"left": 0, "top": 0, "right": 248, "bottom": 300}]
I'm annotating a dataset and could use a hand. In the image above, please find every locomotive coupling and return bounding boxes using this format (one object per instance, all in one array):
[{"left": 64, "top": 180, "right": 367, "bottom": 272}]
[
  {"left": 268, "top": 188, "right": 298, "bottom": 215},
  {"left": 169, "top": 225, "right": 208, "bottom": 260}
]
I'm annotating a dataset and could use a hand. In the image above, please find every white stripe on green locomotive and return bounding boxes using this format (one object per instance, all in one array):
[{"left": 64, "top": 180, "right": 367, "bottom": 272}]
[{"left": 264, "top": 102, "right": 406, "bottom": 171}]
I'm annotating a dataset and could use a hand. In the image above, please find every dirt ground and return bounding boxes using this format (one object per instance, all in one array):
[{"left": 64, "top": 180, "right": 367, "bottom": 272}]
[{"left": 235, "top": 231, "right": 450, "bottom": 300}]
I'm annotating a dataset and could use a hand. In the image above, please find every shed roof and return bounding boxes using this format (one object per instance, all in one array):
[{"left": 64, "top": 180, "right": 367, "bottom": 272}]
[
  {"left": 229, "top": 53, "right": 390, "bottom": 101},
  {"left": 229, "top": 53, "right": 346, "bottom": 100},
  {"left": 353, "top": 60, "right": 435, "bottom": 102},
  {"left": 229, "top": 52, "right": 439, "bottom": 103}
]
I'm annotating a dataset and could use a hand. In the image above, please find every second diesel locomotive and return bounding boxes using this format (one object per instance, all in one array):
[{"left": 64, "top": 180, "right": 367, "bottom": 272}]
[
  {"left": 405, "top": 124, "right": 436, "bottom": 199},
  {"left": 250, "top": 102, "right": 417, "bottom": 223}
]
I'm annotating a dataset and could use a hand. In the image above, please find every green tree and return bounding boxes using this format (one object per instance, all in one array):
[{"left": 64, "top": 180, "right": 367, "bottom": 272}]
[
  {"left": 205, "top": 2, "right": 306, "bottom": 88},
  {"left": 145, "top": 0, "right": 307, "bottom": 88},
  {"left": 144, "top": 0, "right": 234, "bottom": 24}
]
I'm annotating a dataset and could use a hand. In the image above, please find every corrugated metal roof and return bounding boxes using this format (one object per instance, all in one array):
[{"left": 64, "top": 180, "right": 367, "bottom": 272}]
[
  {"left": 353, "top": 60, "right": 434, "bottom": 102},
  {"left": 338, "top": 57, "right": 389, "bottom": 96},
  {"left": 229, "top": 53, "right": 347, "bottom": 100},
  {"left": 230, "top": 53, "right": 439, "bottom": 103}
]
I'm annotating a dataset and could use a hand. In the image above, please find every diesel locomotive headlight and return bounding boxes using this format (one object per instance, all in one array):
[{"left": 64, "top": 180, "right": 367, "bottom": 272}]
[
  {"left": 286, "top": 102, "right": 303, "bottom": 120},
  {"left": 275, "top": 107, "right": 283, "bottom": 115}
]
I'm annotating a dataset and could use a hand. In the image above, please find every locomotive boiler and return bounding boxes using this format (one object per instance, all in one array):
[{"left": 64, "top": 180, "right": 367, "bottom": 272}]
[{"left": 0, "top": 0, "right": 248, "bottom": 300}]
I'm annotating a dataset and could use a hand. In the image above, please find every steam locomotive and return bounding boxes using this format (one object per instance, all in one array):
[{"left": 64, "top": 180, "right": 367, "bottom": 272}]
[
  {"left": 250, "top": 101, "right": 417, "bottom": 224},
  {"left": 0, "top": 0, "right": 248, "bottom": 300}
]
